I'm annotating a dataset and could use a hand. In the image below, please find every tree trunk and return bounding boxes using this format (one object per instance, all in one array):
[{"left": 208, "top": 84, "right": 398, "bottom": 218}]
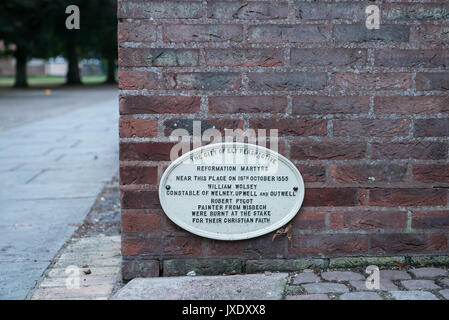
[
  {"left": 66, "top": 36, "right": 82, "bottom": 85},
  {"left": 105, "top": 57, "right": 116, "bottom": 84},
  {"left": 14, "top": 47, "right": 28, "bottom": 88}
]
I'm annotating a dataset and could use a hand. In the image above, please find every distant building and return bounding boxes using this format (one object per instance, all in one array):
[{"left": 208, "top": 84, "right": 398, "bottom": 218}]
[
  {"left": 0, "top": 58, "right": 14, "bottom": 76},
  {"left": 0, "top": 55, "right": 103, "bottom": 77}
]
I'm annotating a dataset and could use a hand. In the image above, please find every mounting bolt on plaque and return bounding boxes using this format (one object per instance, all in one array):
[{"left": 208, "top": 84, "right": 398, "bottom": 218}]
[
  {"left": 165, "top": 185, "right": 171, "bottom": 190},
  {"left": 293, "top": 187, "right": 298, "bottom": 192}
]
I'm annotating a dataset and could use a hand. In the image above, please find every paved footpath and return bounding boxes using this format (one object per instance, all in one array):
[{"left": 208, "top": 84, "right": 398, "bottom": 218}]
[
  {"left": 0, "top": 87, "right": 118, "bottom": 299},
  {"left": 113, "top": 267, "right": 449, "bottom": 300}
]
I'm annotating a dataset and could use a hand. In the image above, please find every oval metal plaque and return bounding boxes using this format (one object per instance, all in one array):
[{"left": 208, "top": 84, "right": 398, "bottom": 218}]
[{"left": 159, "top": 143, "right": 305, "bottom": 241}]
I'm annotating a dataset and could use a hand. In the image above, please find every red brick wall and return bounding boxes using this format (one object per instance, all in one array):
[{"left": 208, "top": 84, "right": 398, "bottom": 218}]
[{"left": 118, "top": 0, "right": 449, "bottom": 278}]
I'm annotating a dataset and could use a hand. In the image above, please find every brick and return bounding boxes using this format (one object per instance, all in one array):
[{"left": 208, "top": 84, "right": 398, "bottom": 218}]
[
  {"left": 295, "top": 164, "right": 326, "bottom": 183},
  {"left": 409, "top": 267, "right": 447, "bottom": 278},
  {"left": 291, "top": 48, "right": 367, "bottom": 67},
  {"left": 296, "top": 2, "right": 365, "bottom": 21},
  {"left": 371, "top": 142, "right": 448, "bottom": 160},
  {"left": 420, "top": 25, "right": 449, "bottom": 44},
  {"left": 290, "top": 234, "right": 367, "bottom": 255},
  {"left": 374, "top": 96, "right": 449, "bottom": 114},
  {"left": 382, "top": 4, "right": 449, "bottom": 21},
  {"left": 119, "top": 96, "right": 201, "bottom": 115},
  {"left": 248, "top": 72, "right": 327, "bottom": 91},
  {"left": 412, "top": 211, "right": 449, "bottom": 230},
  {"left": 163, "top": 24, "right": 243, "bottom": 42},
  {"left": 293, "top": 96, "right": 369, "bottom": 115},
  {"left": 122, "top": 214, "right": 159, "bottom": 233},
  {"left": 163, "top": 118, "right": 243, "bottom": 136},
  {"left": 330, "top": 164, "right": 408, "bottom": 184},
  {"left": 369, "top": 188, "right": 447, "bottom": 207},
  {"left": 122, "top": 260, "right": 159, "bottom": 280},
  {"left": 333, "top": 24, "right": 410, "bottom": 42},
  {"left": 321, "top": 271, "right": 364, "bottom": 282},
  {"left": 119, "top": 70, "right": 158, "bottom": 91},
  {"left": 375, "top": 50, "right": 449, "bottom": 68},
  {"left": 291, "top": 142, "right": 367, "bottom": 160},
  {"left": 121, "top": 190, "right": 160, "bottom": 210},
  {"left": 329, "top": 256, "right": 406, "bottom": 269},
  {"left": 208, "top": 2, "right": 288, "bottom": 20},
  {"left": 303, "top": 188, "right": 363, "bottom": 207},
  {"left": 402, "top": 280, "right": 440, "bottom": 290},
  {"left": 333, "top": 119, "right": 410, "bottom": 137},
  {"left": 292, "top": 210, "right": 326, "bottom": 231},
  {"left": 416, "top": 73, "right": 449, "bottom": 91},
  {"left": 302, "top": 283, "right": 349, "bottom": 294},
  {"left": 335, "top": 73, "right": 412, "bottom": 91},
  {"left": 249, "top": 118, "right": 327, "bottom": 137},
  {"left": 415, "top": 119, "right": 449, "bottom": 137},
  {"left": 163, "top": 72, "right": 241, "bottom": 90},
  {"left": 413, "top": 165, "right": 449, "bottom": 183},
  {"left": 205, "top": 49, "right": 284, "bottom": 67},
  {"left": 118, "top": 1, "right": 203, "bottom": 19},
  {"left": 245, "top": 259, "right": 326, "bottom": 273},
  {"left": 117, "top": 0, "right": 449, "bottom": 263},
  {"left": 120, "top": 165, "right": 158, "bottom": 185},
  {"left": 120, "top": 142, "right": 175, "bottom": 161},
  {"left": 118, "top": 22, "right": 157, "bottom": 42},
  {"left": 205, "top": 235, "right": 285, "bottom": 259},
  {"left": 330, "top": 210, "right": 407, "bottom": 230},
  {"left": 209, "top": 96, "right": 287, "bottom": 114},
  {"left": 163, "top": 259, "right": 243, "bottom": 276},
  {"left": 122, "top": 235, "right": 202, "bottom": 256},
  {"left": 119, "top": 118, "right": 158, "bottom": 138},
  {"left": 119, "top": 48, "right": 199, "bottom": 67},
  {"left": 370, "top": 234, "right": 447, "bottom": 254},
  {"left": 157, "top": 210, "right": 188, "bottom": 233},
  {"left": 247, "top": 25, "right": 330, "bottom": 43}
]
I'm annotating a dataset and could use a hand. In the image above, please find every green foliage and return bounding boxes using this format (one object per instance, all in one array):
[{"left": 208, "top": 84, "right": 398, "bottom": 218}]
[
  {"left": 0, "top": 0, "right": 53, "bottom": 58},
  {"left": 0, "top": 0, "right": 117, "bottom": 66}
]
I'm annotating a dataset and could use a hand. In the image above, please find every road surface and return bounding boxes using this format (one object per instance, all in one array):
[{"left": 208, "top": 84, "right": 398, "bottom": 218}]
[{"left": 0, "top": 86, "right": 119, "bottom": 299}]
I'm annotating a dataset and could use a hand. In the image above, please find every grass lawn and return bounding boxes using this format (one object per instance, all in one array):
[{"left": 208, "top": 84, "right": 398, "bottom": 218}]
[{"left": 0, "top": 75, "right": 108, "bottom": 87}]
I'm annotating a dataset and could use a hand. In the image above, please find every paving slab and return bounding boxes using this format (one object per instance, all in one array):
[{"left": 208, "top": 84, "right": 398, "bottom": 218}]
[
  {"left": 302, "top": 282, "right": 349, "bottom": 294},
  {"left": 321, "top": 271, "right": 364, "bottom": 282},
  {"left": 286, "top": 294, "right": 329, "bottom": 300},
  {"left": 31, "top": 284, "right": 114, "bottom": 300},
  {"left": 339, "top": 292, "right": 382, "bottom": 300},
  {"left": 292, "top": 272, "right": 320, "bottom": 284},
  {"left": 112, "top": 273, "right": 289, "bottom": 300},
  {"left": 401, "top": 280, "right": 441, "bottom": 290},
  {"left": 409, "top": 268, "right": 447, "bottom": 278},
  {"left": 390, "top": 290, "right": 438, "bottom": 300}
]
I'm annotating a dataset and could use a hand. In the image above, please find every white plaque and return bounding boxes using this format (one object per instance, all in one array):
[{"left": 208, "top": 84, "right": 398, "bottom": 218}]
[{"left": 159, "top": 143, "right": 305, "bottom": 240}]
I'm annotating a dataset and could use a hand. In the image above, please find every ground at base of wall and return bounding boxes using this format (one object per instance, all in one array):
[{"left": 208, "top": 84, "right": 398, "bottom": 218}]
[
  {"left": 111, "top": 266, "right": 449, "bottom": 300},
  {"left": 285, "top": 267, "right": 449, "bottom": 300},
  {"left": 29, "top": 176, "right": 122, "bottom": 300}
]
